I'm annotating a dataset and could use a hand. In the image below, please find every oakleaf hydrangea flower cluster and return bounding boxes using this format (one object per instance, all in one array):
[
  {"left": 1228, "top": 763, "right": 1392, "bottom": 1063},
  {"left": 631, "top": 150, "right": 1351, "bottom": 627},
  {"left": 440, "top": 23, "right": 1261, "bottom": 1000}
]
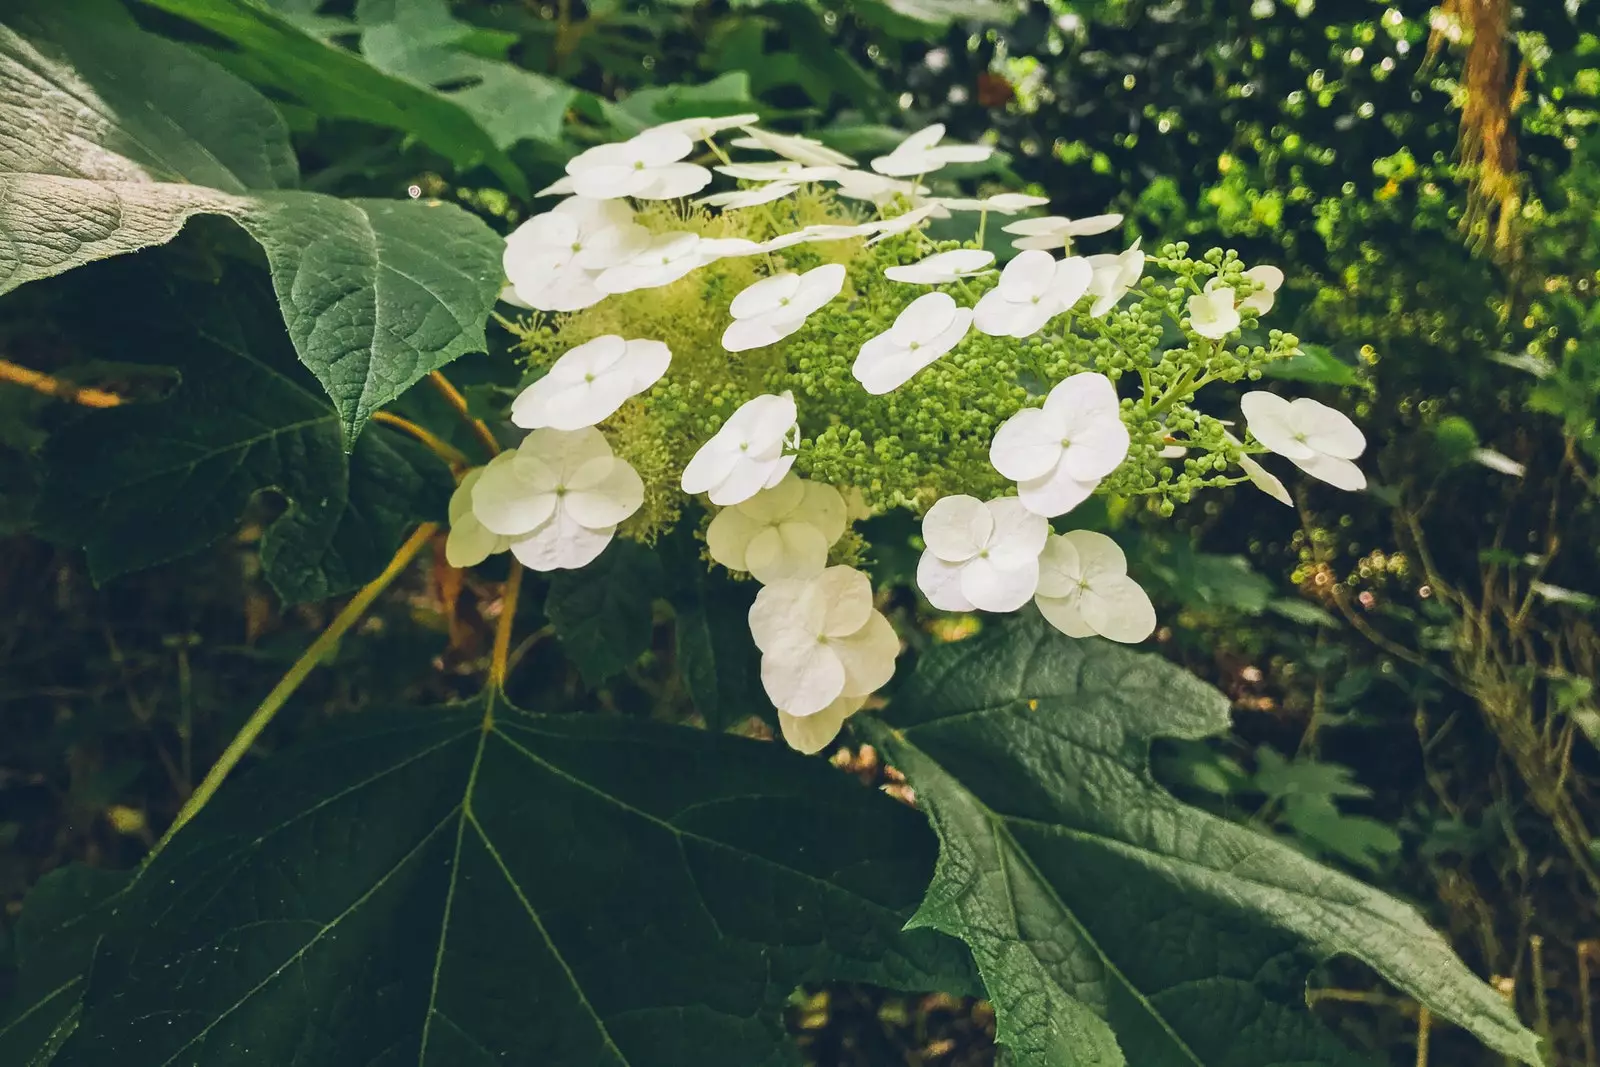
[{"left": 454, "top": 115, "right": 1370, "bottom": 753}]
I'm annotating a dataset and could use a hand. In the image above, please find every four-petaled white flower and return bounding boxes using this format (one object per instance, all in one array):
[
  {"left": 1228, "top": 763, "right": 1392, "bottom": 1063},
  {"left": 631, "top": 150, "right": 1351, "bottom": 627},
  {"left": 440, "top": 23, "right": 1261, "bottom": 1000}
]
[
  {"left": 1240, "top": 391, "right": 1367, "bottom": 491},
  {"left": 990, "top": 372, "right": 1129, "bottom": 517},
  {"left": 1034, "top": 531, "right": 1156, "bottom": 644},
  {"left": 884, "top": 249, "right": 994, "bottom": 285},
  {"left": 1002, "top": 213, "right": 1123, "bottom": 251},
  {"left": 707, "top": 473, "right": 847, "bottom": 583},
  {"left": 1187, "top": 278, "right": 1241, "bottom": 340},
  {"left": 916, "top": 495, "right": 1049, "bottom": 612},
  {"left": 714, "top": 161, "right": 845, "bottom": 182},
  {"left": 1084, "top": 238, "right": 1145, "bottom": 317},
  {"left": 929, "top": 193, "right": 1051, "bottom": 216},
  {"left": 682, "top": 392, "right": 800, "bottom": 505},
  {"left": 564, "top": 128, "right": 711, "bottom": 200},
  {"left": 871, "top": 123, "right": 992, "bottom": 176},
  {"left": 832, "top": 170, "right": 928, "bottom": 206},
  {"left": 510, "top": 335, "right": 670, "bottom": 431},
  {"left": 853, "top": 291, "right": 973, "bottom": 394},
  {"left": 865, "top": 204, "right": 941, "bottom": 244},
  {"left": 503, "top": 197, "right": 646, "bottom": 312},
  {"left": 471, "top": 428, "right": 644, "bottom": 571},
  {"left": 445, "top": 467, "right": 512, "bottom": 568},
  {"left": 722, "top": 264, "right": 846, "bottom": 353},
  {"left": 695, "top": 182, "right": 801, "bottom": 209},
  {"left": 1224, "top": 430, "right": 1293, "bottom": 506},
  {"left": 650, "top": 113, "right": 761, "bottom": 141},
  {"left": 762, "top": 221, "right": 883, "bottom": 251},
  {"left": 594, "top": 232, "right": 706, "bottom": 294},
  {"left": 1240, "top": 264, "right": 1284, "bottom": 314},
  {"left": 731, "top": 127, "right": 856, "bottom": 168},
  {"left": 749, "top": 565, "right": 899, "bottom": 717},
  {"left": 973, "top": 250, "right": 1092, "bottom": 339}
]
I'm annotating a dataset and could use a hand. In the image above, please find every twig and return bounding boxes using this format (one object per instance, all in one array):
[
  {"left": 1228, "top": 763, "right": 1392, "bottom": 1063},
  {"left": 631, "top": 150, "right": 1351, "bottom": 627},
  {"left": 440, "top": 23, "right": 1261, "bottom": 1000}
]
[
  {"left": 488, "top": 564, "right": 524, "bottom": 696},
  {"left": 0, "top": 357, "right": 123, "bottom": 407},
  {"left": 428, "top": 370, "right": 500, "bottom": 459},
  {"left": 373, "top": 411, "right": 471, "bottom": 469}
]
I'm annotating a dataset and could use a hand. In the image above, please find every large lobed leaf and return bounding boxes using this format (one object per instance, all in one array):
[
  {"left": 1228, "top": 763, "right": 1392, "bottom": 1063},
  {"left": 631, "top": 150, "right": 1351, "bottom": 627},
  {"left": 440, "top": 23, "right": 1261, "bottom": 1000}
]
[
  {"left": 0, "top": 0, "right": 504, "bottom": 444},
  {"left": 35, "top": 698, "right": 975, "bottom": 1067},
  {"left": 857, "top": 614, "right": 1541, "bottom": 1067},
  {"left": 34, "top": 263, "right": 451, "bottom": 603}
]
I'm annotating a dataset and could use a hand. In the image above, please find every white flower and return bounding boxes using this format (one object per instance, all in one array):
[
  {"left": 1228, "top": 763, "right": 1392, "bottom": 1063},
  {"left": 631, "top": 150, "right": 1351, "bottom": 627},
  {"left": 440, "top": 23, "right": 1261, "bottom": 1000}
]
[
  {"left": 1084, "top": 238, "right": 1145, "bottom": 317},
  {"left": 695, "top": 182, "right": 801, "bottom": 209},
  {"left": 714, "top": 161, "right": 846, "bottom": 182},
  {"left": 990, "top": 372, "right": 1129, "bottom": 517},
  {"left": 1240, "top": 264, "right": 1284, "bottom": 314},
  {"left": 1225, "top": 430, "right": 1293, "bottom": 506},
  {"left": 730, "top": 127, "right": 856, "bottom": 168},
  {"left": 594, "top": 232, "right": 706, "bottom": 294},
  {"left": 1002, "top": 213, "right": 1123, "bottom": 251},
  {"left": 832, "top": 170, "right": 927, "bottom": 206},
  {"left": 446, "top": 467, "right": 511, "bottom": 568},
  {"left": 471, "top": 428, "right": 644, "bottom": 571},
  {"left": 722, "top": 264, "right": 846, "bottom": 353},
  {"left": 535, "top": 174, "right": 576, "bottom": 197},
  {"left": 864, "top": 203, "right": 941, "bottom": 244},
  {"left": 853, "top": 292, "right": 973, "bottom": 394},
  {"left": 780, "top": 693, "right": 866, "bottom": 755},
  {"left": 1034, "top": 531, "right": 1156, "bottom": 643},
  {"left": 749, "top": 566, "right": 899, "bottom": 717},
  {"left": 916, "top": 494, "right": 1048, "bottom": 612},
  {"left": 510, "top": 335, "right": 671, "bottom": 431},
  {"left": 650, "top": 113, "right": 761, "bottom": 140},
  {"left": 972, "top": 250, "right": 1093, "bottom": 338},
  {"left": 884, "top": 249, "right": 994, "bottom": 284},
  {"left": 929, "top": 192, "right": 1051, "bottom": 216},
  {"left": 503, "top": 197, "right": 646, "bottom": 312},
  {"left": 1473, "top": 448, "right": 1525, "bottom": 477},
  {"left": 565, "top": 128, "right": 712, "bottom": 200},
  {"left": 681, "top": 392, "right": 800, "bottom": 505},
  {"left": 761, "top": 220, "right": 883, "bottom": 251},
  {"left": 871, "top": 123, "right": 992, "bottom": 176},
  {"left": 1187, "top": 278, "right": 1241, "bottom": 339},
  {"left": 1240, "top": 391, "right": 1367, "bottom": 491},
  {"left": 706, "top": 473, "right": 846, "bottom": 583}
]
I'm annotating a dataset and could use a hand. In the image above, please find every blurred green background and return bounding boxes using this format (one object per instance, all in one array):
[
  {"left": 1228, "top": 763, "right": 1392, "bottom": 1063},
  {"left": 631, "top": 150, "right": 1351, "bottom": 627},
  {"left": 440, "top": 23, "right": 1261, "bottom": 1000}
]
[{"left": 4, "top": 0, "right": 1600, "bottom": 1063}]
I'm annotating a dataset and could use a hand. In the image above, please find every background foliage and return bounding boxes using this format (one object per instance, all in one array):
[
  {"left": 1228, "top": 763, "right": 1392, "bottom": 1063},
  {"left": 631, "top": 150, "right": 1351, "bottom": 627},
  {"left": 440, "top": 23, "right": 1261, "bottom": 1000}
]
[{"left": 3, "top": 0, "right": 1600, "bottom": 1064}]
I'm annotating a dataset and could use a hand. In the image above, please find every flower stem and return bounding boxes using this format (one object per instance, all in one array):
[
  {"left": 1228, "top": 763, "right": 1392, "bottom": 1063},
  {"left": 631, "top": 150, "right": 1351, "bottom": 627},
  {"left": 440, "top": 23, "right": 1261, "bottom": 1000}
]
[
  {"left": 488, "top": 563, "right": 524, "bottom": 694},
  {"left": 151, "top": 522, "right": 439, "bottom": 855},
  {"left": 0, "top": 357, "right": 123, "bottom": 408},
  {"left": 373, "top": 411, "right": 471, "bottom": 469},
  {"left": 428, "top": 370, "right": 501, "bottom": 459}
]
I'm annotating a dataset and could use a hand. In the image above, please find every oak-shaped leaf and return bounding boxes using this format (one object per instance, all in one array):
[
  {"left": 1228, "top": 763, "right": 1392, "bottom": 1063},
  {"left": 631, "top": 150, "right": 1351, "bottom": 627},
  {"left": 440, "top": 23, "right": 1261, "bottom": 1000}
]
[
  {"left": 857, "top": 614, "right": 1540, "bottom": 1067},
  {"left": 53, "top": 697, "right": 977, "bottom": 1066}
]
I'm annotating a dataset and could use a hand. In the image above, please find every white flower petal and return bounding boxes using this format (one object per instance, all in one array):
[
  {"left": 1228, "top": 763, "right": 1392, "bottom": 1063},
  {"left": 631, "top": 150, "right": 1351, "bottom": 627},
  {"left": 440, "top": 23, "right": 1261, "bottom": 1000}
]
[
  {"left": 509, "top": 509, "right": 615, "bottom": 571},
  {"left": 921, "top": 494, "right": 991, "bottom": 562},
  {"left": 983, "top": 496, "right": 1050, "bottom": 568},
  {"left": 797, "top": 480, "right": 847, "bottom": 543},
  {"left": 730, "top": 128, "right": 856, "bottom": 168},
  {"left": 1239, "top": 452, "right": 1294, "bottom": 506},
  {"left": 1292, "top": 452, "right": 1368, "bottom": 491},
  {"left": 1036, "top": 593, "right": 1095, "bottom": 638},
  {"left": 960, "top": 555, "right": 1040, "bottom": 613},
  {"left": 1240, "top": 391, "right": 1315, "bottom": 460},
  {"left": 1017, "top": 462, "right": 1098, "bottom": 518},
  {"left": 731, "top": 273, "right": 804, "bottom": 319},
  {"left": 745, "top": 522, "right": 830, "bottom": 583},
  {"left": 1034, "top": 532, "right": 1082, "bottom": 598},
  {"left": 778, "top": 694, "right": 865, "bottom": 754},
  {"left": 696, "top": 181, "right": 802, "bottom": 209},
  {"left": 916, "top": 551, "right": 976, "bottom": 611},
  {"left": 446, "top": 516, "right": 503, "bottom": 568},
  {"left": 1187, "top": 284, "right": 1241, "bottom": 339},
  {"left": 990, "top": 406, "right": 1063, "bottom": 482},
  {"left": 562, "top": 456, "right": 644, "bottom": 528},
  {"left": 705, "top": 506, "right": 766, "bottom": 572},
  {"left": 833, "top": 611, "right": 899, "bottom": 696},
  {"left": 1240, "top": 264, "right": 1284, "bottom": 314},
  {"left": 472, "top": 453, "right": 557, "bottom": 536},
  {"left": 1079, "top": 574, "right": 1156, "bottom": 643},
  {"left": 748, "top": 576, "right": 827, "bottom": 655},
  {"left": 1288, "top": 398, "right": 1365, "bottom": 459},
  {"left": 817, "top": 565, "right": 874, "bottom": 637},
  {"left": 884, "top": 249, "right": 994, "bottom": 284},
  {"left": 761, "top": 644, "right": 846, "bottom": 717},
  {"left": 652, "top": 113, "right": 762, "bottom": 140}
]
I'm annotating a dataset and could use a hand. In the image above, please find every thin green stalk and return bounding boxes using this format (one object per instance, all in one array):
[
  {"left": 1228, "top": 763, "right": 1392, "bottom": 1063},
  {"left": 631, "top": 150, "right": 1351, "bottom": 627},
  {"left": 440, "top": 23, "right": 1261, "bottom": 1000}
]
[{"left": 151, "top": 522, "right": 439, "bottom": 853}]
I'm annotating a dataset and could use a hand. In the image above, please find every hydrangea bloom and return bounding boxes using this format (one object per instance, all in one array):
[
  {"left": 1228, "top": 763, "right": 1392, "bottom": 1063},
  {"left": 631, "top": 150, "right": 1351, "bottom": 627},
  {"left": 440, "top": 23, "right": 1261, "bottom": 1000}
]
[
  {"left": 1240, "top": 391, "right": 1367, "bottom": 491},
  {"left": 916, "top": 494, "right": 1049, "bottom": 612},
  {"left": 681, "top": 392, "right": 799, "bottom": 505},
  {"left": 779, "top": 694, "right": 867, "bottom": 755},
  {"left": 714, "top": 161, "right": 846, "bottom": 182},
  {"left": 832, "top": 170, "right": 927, "bottom": 206},
  {"left": 730, "top": 127, "right": 855, "bottom": 168},
  {"left": 871, "top": 123, "right": 992, "bottom": 176},
  {"left": 696, "top": 182, "right": 801, "bottom": 209},
  {"left": 1003, "top": 213, "right": 1123, "bottom": 252},
  {"left": 651, "top": 113, "right": 761, "bottom": 140},
  {"left": 749, "top": 566, "right": 898, "bottom": 717},
  {"left": 471, "top": 428, "right": 644, "bottom": 571},
  {"left": 929, "top": 193, "right": 1051, "bottom": 215},
  {"left": 722, "top": 264, "right": 846, "bottom": 353},
  {"left": 595, "top": 232, "right": 707, "bottom": 294},
  {"left": 1187, "top": 279, "right": 1241, "bottom": 340},
  {"left": 990, "top": 372, "right": 1129, "bottom": 517},
  {"left": 445, "top": 467, "right": 511, "bottom": 568},
  {"left": 973, "top": 250, "right": 1092, "bottom": 339},
  {"left": 1225, "top": 430, "right": 1293, "bottom": 506},
  {"left": 1241, "top": 264, "right": 1285, "bottom": 314},
  {"left": 564, "top": 128, "right": 711, "bottom": 200},
  {"left": 1084, "top": 239, "right": 1145, "bottom": 317},
  {"left": 884, "top": 249, "right": 994, "bottom": 285},
  {"left": 503, "top": 198, "right": 645, "bottom": 312},
  {"left": 510, "top": 335, "right": 671, "bottom": 431},
  {"left": 706, "top": 473, "right": 846, "bottom": 583},
  {"left": 1034, "top": 531, "right": 1156, "bottom": 643},
  {"left": 853, "top": 291, "right": 973, "bottom": 394}
]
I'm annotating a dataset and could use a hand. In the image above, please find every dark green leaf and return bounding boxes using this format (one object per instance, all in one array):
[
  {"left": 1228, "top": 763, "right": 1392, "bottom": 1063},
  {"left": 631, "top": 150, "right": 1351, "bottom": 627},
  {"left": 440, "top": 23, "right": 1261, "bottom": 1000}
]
[
  {"left": 857, "top": 615, "right": 1540, "bottom": 1067},
  {"left": 138, "top": 0, "right": 527, "bottom": 194},
  {"left": 355, "top": 0, "right": 575, "bottom": 148},
  {"left": 1266, "top": 597, "right": 1341, "bottom": 628},
  {"left": 0, "top": 865, "right": 130, "bottom": 1067},
  {"left": 57, "top": 699, "right": 976, "bottom": 1066},
  {"left": 0, "top": 1, "right": 506, "bottom": 443},
  {"left": 669, "top": 555, "right": 767, "bottom": 731},
  {"left": 544, "top": 540, "right": 667, "bottom": 686},
  {"left": 602, "top": 72, "right": 756, "bottom": 136},
  {"left": 1261, "top": 344, "right": 1361, "bottom": 386},
  {"left": 35, "top": 264, "right": 451, "bottom": 602}
]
